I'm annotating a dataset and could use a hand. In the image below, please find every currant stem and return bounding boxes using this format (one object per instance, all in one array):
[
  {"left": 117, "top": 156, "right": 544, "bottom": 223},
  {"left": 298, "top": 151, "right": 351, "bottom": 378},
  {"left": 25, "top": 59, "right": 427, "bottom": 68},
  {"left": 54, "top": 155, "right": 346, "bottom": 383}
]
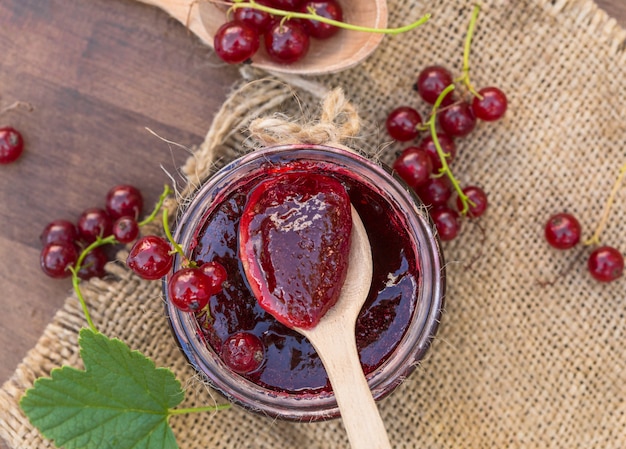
[
  {"left": 69, "top": 236, "right": 116, "bottom": 334},
  {"left": 584, "top": 162, "right": 626, "bottom": 246},
  {"left": 428, "top": 84, "right": 471, "bottom": 214},
  {"left": 162, "top": 208, "right": 196, "bottom": 268},
  {"left": 228, "top": 0, "right": 431, "bottom": 35},
  {"left": 162, "top": 208, "right": 182, "bottom": 256},
  {"left": 455, "top": 3, "right": 482, "bottom": 99},
  {"left": 139, "top": 184, "right": 173, "bottom": 227},
  {"left": 70, "top": 272, "right": 98, "bottom": 333},
  {"left": 168, "top": 403, "right": 231, "bottom": 416}
]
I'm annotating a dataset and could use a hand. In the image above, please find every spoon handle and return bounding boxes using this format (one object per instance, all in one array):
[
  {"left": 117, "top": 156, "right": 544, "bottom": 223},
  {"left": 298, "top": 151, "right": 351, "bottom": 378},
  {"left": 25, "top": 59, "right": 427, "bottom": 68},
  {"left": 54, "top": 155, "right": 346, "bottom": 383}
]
[
  {"left": 305, "top": 327, "right": 392, "bottom": 449},
  {"left": 136, "top": 0, "right": 212, "bottom": 45}
]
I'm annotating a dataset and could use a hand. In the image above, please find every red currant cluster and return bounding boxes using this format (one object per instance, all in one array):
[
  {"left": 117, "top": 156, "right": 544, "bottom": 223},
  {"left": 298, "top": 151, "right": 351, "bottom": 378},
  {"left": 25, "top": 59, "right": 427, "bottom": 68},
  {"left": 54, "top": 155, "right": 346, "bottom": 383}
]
[
  {"left": 39, "top": 185, "right": 145, "bottom": 280},
  {"left": 386, "top": 64, "right": 506, "bottom": 241},
  {"left": 127, "top": 234, "right": 227, "bottom": 313},
  {"left": 39, "top": 182, "right": 230, "bottom": 314},
  {"left": 544, "top": 213, "right": 624, "bottom": 283},
  {"left": 214, "top": 0, "right": 342, "bottom": 64}
]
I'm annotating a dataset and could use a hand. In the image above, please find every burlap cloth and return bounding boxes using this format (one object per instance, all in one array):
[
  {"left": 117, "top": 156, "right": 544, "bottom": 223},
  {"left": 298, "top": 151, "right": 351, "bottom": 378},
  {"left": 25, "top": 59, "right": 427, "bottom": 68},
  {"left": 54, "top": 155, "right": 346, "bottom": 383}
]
[{"left": 2, "top": 0, "right": 626, "bottom": 447}]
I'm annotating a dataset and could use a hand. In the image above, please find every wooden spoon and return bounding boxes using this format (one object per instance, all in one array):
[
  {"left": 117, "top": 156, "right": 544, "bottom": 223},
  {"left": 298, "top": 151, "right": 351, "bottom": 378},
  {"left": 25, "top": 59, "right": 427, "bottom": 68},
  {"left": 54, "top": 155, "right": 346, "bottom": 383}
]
[
  {"left": 199, "top": 0, "right": 388, "bottom": 75},
  {"left": 297, "top": 206, "right": 391, "bottom": 448},
  {"left": 242, "top": 204, "right": 392, "bottom": 449},
  {"left": 136, "top": 0, "right": 388, "bottom": 75}
]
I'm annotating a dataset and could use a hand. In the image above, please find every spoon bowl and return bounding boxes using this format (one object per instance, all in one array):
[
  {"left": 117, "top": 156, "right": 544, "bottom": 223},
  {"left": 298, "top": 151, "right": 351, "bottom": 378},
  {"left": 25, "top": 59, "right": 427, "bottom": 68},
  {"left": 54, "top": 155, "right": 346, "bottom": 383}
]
[
  {"left": 137, "top": 0, "right": 388, "bottom": 74},
  {"left": 198, "top": 0, "right": 388, "bottom": 75}
]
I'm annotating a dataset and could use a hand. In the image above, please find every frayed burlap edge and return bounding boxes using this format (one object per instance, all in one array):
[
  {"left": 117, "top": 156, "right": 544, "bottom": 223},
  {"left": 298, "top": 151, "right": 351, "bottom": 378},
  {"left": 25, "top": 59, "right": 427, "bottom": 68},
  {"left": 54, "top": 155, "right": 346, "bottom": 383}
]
[{"left": 544, "top": 0, "right": 626, "bottom": 59}]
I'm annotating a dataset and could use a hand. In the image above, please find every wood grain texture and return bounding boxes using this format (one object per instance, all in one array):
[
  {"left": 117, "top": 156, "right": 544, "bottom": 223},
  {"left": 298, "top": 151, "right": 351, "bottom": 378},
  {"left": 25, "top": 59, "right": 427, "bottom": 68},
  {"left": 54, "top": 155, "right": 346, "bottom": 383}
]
[
  {"left": 0, "top": 1, "right": 624, "bottom": 448},
  {"left": 0, "top": 0, "right": 239, "bottom": 388}
]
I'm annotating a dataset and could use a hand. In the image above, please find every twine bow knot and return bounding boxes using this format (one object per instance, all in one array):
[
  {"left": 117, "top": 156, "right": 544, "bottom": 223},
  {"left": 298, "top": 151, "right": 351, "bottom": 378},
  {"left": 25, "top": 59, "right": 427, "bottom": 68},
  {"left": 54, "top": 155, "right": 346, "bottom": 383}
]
[{"left": 249, "top": 87, "right": 360, "bottom": 147}]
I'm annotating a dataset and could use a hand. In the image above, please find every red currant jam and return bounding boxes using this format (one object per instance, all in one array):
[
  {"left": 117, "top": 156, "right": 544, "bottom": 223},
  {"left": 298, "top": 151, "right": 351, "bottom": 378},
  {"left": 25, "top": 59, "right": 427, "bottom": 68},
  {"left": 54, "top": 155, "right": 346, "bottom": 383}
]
[{"left": 189, "top": 160, "right": 420, "bottom": 395}]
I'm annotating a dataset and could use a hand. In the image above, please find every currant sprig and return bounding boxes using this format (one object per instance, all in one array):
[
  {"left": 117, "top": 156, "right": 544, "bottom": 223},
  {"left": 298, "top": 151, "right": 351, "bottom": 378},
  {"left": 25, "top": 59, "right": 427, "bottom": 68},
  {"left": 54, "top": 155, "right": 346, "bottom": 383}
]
[
  {"left": 427, "top": 84, "right": 471, "bottom": 214},
  {"left": 58, "top": 185, "right": 230, "bottom": 406},
  {"left": 543, "top": 163, "right": 625, "bottom": 284},
  {"left": 225, "top": 0, "right": 431, "bottom": 35},
  {"left": 68, "top": 185, "right": 173, "bottom": 333}
]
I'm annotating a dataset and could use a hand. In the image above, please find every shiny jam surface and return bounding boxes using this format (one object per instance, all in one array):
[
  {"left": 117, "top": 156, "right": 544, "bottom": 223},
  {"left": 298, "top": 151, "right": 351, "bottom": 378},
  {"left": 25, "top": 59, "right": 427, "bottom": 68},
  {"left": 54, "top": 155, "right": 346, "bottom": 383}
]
[{"left": 191, "top": 161, "right": 420, "bottom": 395}]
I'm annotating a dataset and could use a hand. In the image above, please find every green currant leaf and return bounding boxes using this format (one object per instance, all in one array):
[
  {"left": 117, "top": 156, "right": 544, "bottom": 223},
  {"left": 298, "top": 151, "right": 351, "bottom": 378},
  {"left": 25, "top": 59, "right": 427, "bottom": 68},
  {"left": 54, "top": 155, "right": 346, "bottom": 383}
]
[{"left": 20, "top": 328, "right": 184, "bottom": 449}]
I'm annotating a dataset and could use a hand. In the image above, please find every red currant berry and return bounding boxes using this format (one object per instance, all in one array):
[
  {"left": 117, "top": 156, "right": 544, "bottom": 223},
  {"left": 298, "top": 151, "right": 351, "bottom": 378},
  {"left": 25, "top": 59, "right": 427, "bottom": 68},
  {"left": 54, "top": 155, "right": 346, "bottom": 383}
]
[
  {"left": 457, "top": 185, "right": 488, "bottom": 218},
  {"left": 415, "top": 66, "right": 454, "bottom": 105},
  {"left": 544, "top": 213, "right": 581, "bottom": 250},
  {"left": 392, "top": 147, "right": 433, "bottom": 190},
  {"left": 438, "top": 102, "right": 476, "bottom": 138},
  {"left": 77, "top": 208, "right": 113, "bottom": 243},
  {"left": 168, "top": 267, "right": 217, "bottom": 312},
  {"left": 221, "top": 331, "right": 265, "bottom": 374},
  {"left": 40, "top": 242, "right": 79, "bottom": 278},
  {"left": 267, "top": 0, "right": 303, "bottom": 10},
  {"left": 417, "top": 133, "right": 456, "bottom": 172},
  {"left": 299, "top": 0, "right": 343, "bottom": 39},
  {"left": 264, "top": 21, "right": 310, "bottom": 64},
  {"left": 40, "top": 219, "right": 79, "bottom": 246},
  {"left": 587, "top": 246, "right": 624, "bottom": 283},
  {"left": 200, "top": 261, "right": 228, "bottom": 291},
  {"left": 385, "top": 106, "right": 422, "bottom": 142},
  {"left": 472, "top": 86, "right": 508, "bottom": 122},
  {"left": 233, "top": 0, "right": 274, "bottom": 34},
  {"left": 416, "top": 176, "right": 452, "bottom": 207},
  {"left": 105, "top": 184, "right": 143, "bottom": 220},
  {"left": 0, "top": 127, "right": 25, "bottom": 164},
  {"left": 77, "top": 247, "right": 108, "bottom": 280},
  {"left": 112, "top": 216, "right": 139, "bottom": 244},
  {"left": 430, "top": 206, "right": 461, "bottom": 241},
  {"left": 127, "top": 235, "right": 173, "bottom": 280},
  {"left": 214, "top": 21, "right": 261, "bottom": 64}
]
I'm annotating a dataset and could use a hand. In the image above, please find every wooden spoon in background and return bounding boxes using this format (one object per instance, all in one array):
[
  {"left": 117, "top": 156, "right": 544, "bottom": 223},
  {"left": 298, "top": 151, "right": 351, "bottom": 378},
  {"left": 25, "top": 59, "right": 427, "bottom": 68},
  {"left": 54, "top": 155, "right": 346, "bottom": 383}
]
[
  {"left": 241, "top": 205, "right": 392, "bottom": 449},
  {"left": 136, "top": 0, "right": 388, "bottom": 75},
  {"left": 198, "top": 0, "right": 388, "bottom": 74}
]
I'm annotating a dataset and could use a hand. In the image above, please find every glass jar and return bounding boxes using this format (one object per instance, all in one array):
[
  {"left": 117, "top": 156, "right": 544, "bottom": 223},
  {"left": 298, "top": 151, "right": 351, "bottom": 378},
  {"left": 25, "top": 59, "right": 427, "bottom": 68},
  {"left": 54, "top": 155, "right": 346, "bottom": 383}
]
[{"left": 164, "top": 144, "right": 445, "bottom": 421}]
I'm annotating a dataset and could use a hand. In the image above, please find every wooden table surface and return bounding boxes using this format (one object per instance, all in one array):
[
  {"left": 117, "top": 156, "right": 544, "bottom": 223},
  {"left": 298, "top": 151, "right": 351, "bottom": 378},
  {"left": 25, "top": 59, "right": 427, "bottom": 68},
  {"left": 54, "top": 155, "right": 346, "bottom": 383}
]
[{"left": 0, "top": 0, "right": 624, "bottom": 446}]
